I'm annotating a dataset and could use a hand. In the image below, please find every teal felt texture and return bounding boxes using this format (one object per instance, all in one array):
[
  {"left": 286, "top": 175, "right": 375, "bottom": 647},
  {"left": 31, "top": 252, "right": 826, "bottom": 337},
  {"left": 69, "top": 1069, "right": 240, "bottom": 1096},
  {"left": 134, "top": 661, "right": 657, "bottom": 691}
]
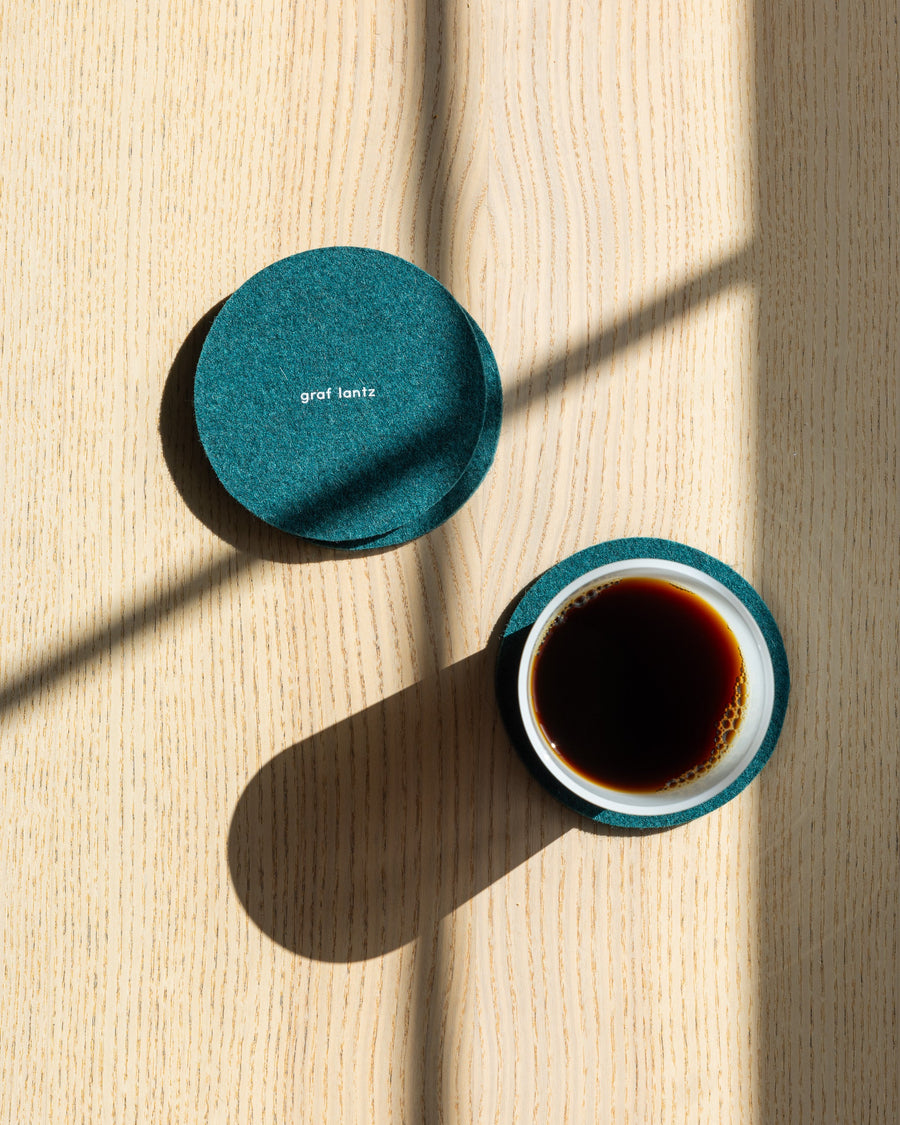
[
  {"left": 194, "top": 248, "right": 487, "bottom": 543},
  {"left": 495, "top": 538, "right": 791, "bottom": 829},
  {"left": 314, "top": 312, "right": 502, "bottom": 550}
]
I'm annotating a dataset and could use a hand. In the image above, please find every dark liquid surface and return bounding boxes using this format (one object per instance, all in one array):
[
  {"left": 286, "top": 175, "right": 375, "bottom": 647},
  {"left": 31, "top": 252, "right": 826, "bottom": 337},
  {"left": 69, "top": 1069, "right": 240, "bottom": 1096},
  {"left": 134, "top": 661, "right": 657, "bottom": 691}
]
[{"left": 531, "top": 577, "right": 745, "bottom": 793}]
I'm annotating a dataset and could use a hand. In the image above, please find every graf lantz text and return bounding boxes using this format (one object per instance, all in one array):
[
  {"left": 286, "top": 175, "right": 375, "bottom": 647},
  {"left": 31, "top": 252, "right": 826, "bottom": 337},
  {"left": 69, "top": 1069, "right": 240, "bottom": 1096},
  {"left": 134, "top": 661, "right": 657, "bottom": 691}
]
[{"left": 298, "top": 386, "right": 377, "bottom": 404}]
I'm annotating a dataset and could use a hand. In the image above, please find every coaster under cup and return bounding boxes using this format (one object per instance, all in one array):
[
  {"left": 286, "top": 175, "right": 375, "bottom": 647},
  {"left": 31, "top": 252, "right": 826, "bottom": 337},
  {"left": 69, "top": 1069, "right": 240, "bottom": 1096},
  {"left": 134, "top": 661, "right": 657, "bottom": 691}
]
[{"left": 495, "top": 538, "right": 790, "bottom": 829}]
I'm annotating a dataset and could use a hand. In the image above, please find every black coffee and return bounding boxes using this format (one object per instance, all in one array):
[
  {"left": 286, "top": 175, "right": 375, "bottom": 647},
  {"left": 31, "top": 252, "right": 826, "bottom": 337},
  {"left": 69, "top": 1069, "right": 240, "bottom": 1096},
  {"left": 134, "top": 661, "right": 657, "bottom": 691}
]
[{"left": 531, "top": 577, "right": 745, "bottom": 793}]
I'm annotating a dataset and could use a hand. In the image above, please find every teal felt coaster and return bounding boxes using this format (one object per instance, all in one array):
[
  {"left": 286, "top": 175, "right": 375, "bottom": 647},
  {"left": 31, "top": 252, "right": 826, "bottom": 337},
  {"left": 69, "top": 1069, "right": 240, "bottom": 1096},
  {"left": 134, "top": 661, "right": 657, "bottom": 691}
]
[
  {"left": 495, "top": 538, "right": 790, "bottom": 829},
  {"left": 320, "top": 312, "right": 502, "bottom": 550},
  {"left": 194, "top": 248, "right": 487, "bottom": 543}
]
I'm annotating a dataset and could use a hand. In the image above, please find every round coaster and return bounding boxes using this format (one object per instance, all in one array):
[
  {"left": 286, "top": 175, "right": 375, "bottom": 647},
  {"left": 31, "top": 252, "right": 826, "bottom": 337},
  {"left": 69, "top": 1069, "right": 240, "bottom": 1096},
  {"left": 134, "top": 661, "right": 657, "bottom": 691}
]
[
  {"left": 324, "top": 312, "right": 502, "bottom": 550},
  {"left": 495, "top": 538, "right": 790, "bottom": 829},
  {"left": 194, "top": 248, "right": 487, "bottom": 543}
]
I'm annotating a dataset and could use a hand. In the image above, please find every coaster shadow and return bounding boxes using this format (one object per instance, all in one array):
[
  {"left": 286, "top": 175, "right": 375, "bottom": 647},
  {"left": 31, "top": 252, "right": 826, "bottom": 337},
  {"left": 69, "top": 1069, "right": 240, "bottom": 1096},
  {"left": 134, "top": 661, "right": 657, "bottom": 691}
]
[{"left": 160, "top": 301, "right": 366, "bottom": 563}]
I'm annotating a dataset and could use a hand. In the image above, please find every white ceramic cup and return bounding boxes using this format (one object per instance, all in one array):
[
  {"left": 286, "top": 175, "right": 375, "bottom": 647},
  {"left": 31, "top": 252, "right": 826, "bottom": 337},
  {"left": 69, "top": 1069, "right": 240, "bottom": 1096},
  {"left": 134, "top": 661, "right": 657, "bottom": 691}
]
[{"left": 516, "top": 557, "right": 776, "bottom": 816}]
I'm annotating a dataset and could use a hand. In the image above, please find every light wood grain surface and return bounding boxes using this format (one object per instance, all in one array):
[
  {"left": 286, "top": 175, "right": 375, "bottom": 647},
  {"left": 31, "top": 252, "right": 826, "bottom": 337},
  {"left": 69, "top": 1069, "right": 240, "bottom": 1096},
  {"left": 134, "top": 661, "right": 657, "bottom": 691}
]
[{"left": 1, "top": 1, "right": 896, "bottom": 1121}]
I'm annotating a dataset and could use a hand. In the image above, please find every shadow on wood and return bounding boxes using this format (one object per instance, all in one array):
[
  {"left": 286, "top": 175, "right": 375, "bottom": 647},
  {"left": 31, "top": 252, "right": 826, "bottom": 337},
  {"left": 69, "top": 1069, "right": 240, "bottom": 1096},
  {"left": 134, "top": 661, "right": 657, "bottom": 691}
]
[{"left": 226, "top": 644, "right": 645, "bottom": 962}]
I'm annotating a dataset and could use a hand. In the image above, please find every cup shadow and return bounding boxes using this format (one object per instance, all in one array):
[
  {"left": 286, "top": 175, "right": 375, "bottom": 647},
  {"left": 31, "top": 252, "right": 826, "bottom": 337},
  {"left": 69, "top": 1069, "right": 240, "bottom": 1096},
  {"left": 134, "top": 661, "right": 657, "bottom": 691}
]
[{"left": 227, "top": 633, "right": 658, "bottom": 963}]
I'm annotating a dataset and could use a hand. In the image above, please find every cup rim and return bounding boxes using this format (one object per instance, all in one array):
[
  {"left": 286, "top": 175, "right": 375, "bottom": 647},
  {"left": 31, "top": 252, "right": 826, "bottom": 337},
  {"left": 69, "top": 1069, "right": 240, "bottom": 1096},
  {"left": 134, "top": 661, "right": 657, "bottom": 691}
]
[{"left": 516, "top": 557, "right": 777, "bottom": 816}]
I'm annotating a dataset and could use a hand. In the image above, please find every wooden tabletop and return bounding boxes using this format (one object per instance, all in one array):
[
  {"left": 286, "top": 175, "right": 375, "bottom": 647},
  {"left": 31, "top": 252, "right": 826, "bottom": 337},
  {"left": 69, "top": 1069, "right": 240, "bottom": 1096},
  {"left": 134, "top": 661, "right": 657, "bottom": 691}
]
[{"left": 2, "top": 2, "right": 896, "bottom": 1121}]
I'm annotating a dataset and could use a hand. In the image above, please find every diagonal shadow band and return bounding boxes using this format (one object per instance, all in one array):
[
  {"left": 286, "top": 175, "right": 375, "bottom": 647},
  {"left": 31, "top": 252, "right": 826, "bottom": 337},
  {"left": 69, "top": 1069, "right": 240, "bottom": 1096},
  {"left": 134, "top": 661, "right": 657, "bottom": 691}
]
[
  {"left": 507, "top": 244, "right": 755, "bottom": 409},
  {"left": 0, "top": 553, "right": 251, "bottom": 716},
  {"left": 164, "top": 245, "right": 754, "bottom": 557},
  {"left": 226, "top": 639, "right": 650, "bottom": 963},
  {"left": 1, "top": 245, "right": 757, "bottom": 727},
  {"left": 3, "top": 248, "right": 756, "bottom": 721},
  {"left": 3, "top": 251, "right": 756, "bottom": 719}
]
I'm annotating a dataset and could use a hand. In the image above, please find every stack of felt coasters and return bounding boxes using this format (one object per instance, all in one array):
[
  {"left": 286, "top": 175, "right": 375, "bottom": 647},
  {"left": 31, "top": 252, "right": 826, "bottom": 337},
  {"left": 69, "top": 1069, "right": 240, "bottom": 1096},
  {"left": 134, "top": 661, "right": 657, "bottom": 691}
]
[{"left": 194, "top": 247, "right": 502, "bottom": 549}]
